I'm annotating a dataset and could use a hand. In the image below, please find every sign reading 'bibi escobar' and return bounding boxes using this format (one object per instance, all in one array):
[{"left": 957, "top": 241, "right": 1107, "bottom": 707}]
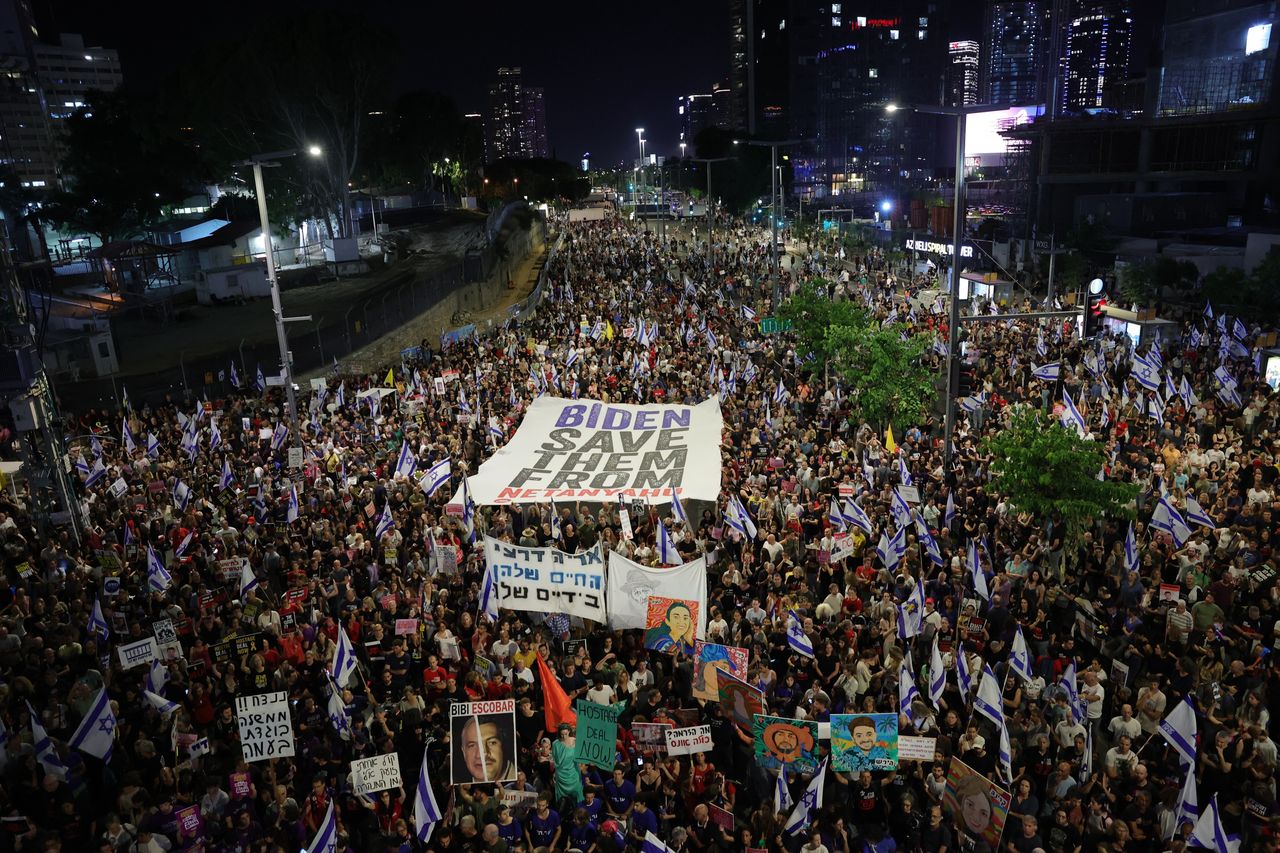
[
  {"left": 458, "top": 397, "right": 723, "bottom": 505},
  {"left": 484, "top": 536, "right": 606, "bottom": 623}
]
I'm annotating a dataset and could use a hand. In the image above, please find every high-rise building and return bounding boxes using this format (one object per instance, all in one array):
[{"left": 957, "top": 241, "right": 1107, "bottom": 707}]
[
  {"left": 484, "top": 67, "right": 550, "bottom": 162},
  {"left": 729, "top": 0, "right": 751, "bottom": 132},
  {"left": 1157, "top": 0, "right": 1279, "bottom": 116},
  {"left": 981, "top": 1, "right": 1047, "bottom": 105},
  {"left": 947, "top": 39, "right": 980, "bottom": 106},
  {"left": 1061, "top": 2, "right": 1131, "bottom": 112},
  {"left": 522, "top": 87, "right": 548, "bottom": 159},
  {"left": 34, "top": 34, "right": 123, "bottom": 163}
]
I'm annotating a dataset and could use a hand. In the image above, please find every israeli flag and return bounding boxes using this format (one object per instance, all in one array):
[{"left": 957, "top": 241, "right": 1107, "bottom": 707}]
[
  {"left": 84, "top": 458, "right": 108, "bottom": 488},
  {"left": 1185, "top": 495, "right": 1215, "bottom": 530},
  {"left": 87, "top": 599, "right": 110, "bottom": 642},
  {"left": 1152, "top": 496, "right": 1192, "bottom": 547},
  {"left": 842, "top": 498, "right": 873, "bottom": 535},
  {"left": 1131, "top": 354, "right": 1160, "bottom": 391},
  {"left": 997, "top": 719, "right": 1013, "bottom": 784},
  {"left": 146, "top": 545, "right": 172, "bottom": 593},
  {"left": 69, "top": 687, "right": 116, "bottom": 761},
  {"left": 773, "top": 379, "right": 786, "bottom": 404},
  {"left": 898, "top": 580, "right": 925, "bottom": 640},
  {"left": 395, "top": 441, "right": 418, "bottom": 479},
  {"left": 1160, "top": 697, "right": 1199, "bottom": 768},
  {"left": 1061, "top": 663, "right": 1086, "bottom": 723},
  {"left": 331, "top": 625, "right": 359, "bottom": 688},
  {"left": 306, "top": 801, "right": 339, "bottom": 853},
  {"left": 286, "top": 486, "right": 300, "bottom": 524},
  {"left": 1124, "top": 522, "right": 1139, "bottom": 571},
  {"left": 209, "top": 420, "right": 222, "bottom": 452},
  {"left": 421, "top": 458, "right": 451, "bottom": 497},
  {"left": 479, "top": 558, "right": 499, "bottom": 623},
  {"left": 827, "top": 499, "right": 846, "bottom": 532},
  {"left": 229, "top": 361, "right": 241, "bottom": 389},
  {"left": 326, "top": 676, "right": 351, "bottom": 741},
  {"left": 929, "top": 636, "right": 946, "bottom": 708},
  {"left": 875, "top": 530, "right": 897, "bottom": 570},
  {"left": 122, "top": 417, "right": 136, "bottom": 455},
  {"left": 1217, "top": 383, "right": 1242, "bottom": 409},
  {"left": 786, "top": 610, "right": 814, "bottom": 658},
  {"left": 1233, "top": 317, "right": 1249, "bottom": 341},
  {"left": 782, "top": 758, "right": 827, "bottom": 836},
  {"left": 146, "top": 432, "right": 160, "bottom": 459},
  {"left": 565, "top": 348, "right": 580, "bottom": 371},
  {"left": 899, "top": 658, "right": 921, "bottom": 724},
  {"left": 460, "top": 474, "right": 477, "bottom": 543},
  {"left": 1174, "top": 765, "right": 1199, "bottom": 840},
  {"left": 374, "top": 503, "right": 393, "bottom": 539},
  {"left": 144, "top": 690, "right": 179, "bottom": 717},
  {"left": 898, "top": 455, "right": 913, "bottom": 487},
  {"left": 1036, "top": 330, "right": 1047, "bottom": 358},
  {"left": 1060, "top": 390, "right": 1087, "bottom": 437},
  {"left": 240, "top": 561, "right": 260, "bottom": 598},
  {"left": 28, "top": 701, "right": 68, "bottom": 780},
  {"left": 1009, "top": 626, "right": 1034, "bottom": 682},
  {"left": 741, "top": 303, "right": 757, "bottom": 321},
  {"left": 174, "top": 529, "right": 194, "bottom": 558},
  {"left": 146, "top": 658, "right": 170, "bottom": 695},
  {"left": 705, "top": 327, "right": 718, "bottom": 350},
  {"left": 944, "top": 491, "right": 956, "bottom": 530},
  {"left": 956, "top": 642, "right": 974, "bottom": 697},
  {"left": 725, "top": 495, "right": 758, "bottom": 539},
  {"left": 915, "top": 514, "right": 945, "bottom": 567},
  {"left": 671, "top": 493, "right": 690, "bottom": 528},
  {"left": 1031, "top": 362, "right": 1060, "bottom": 382},
  {"left": 270, "top": 422, "right": 288, "bottom": 451},
  {"left": 657, "top": 520, "right": 681, "bottom": 566},
  {"left": 218, "top": 458, "right": 234, "bottom": 491},
  {"left": 890, "top": 489, "right": 913, "bottom": 530},
  {"left": 254, "top": 365, "right": 265, "bottom": 392},
  {"left": 1189, "top": 794, "right": 1239, "bottom": 853},
  {"left": 414, "top": 744, "right": 444, "bottom": 842},
  {"left": 974, "top": 665, "right": 1005, "bottom": 727}
]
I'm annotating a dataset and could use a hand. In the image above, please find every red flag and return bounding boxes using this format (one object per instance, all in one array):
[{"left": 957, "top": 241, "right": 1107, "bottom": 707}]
[{"left": 536, "top": 653, "right": 576, "bottom": 733}]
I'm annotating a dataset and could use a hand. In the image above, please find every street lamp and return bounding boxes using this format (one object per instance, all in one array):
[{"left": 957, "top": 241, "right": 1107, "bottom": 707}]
[
  {"left": 241, "top": 145, "right": 323, "bottom": 452},
  {"left": 635, "top": 128, "right": 646, "bottom": 204},
  {"left": 743, "top": 138, "right": 803, "bottom": 307}
]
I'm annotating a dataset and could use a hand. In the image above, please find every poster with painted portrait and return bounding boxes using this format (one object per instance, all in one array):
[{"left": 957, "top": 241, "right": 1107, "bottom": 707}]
[
  {"left": 644, "top": 596, "right": 699, "bottom": 657},
  {"left": 717, "top": 671, "right": 765, "bottom": 729},
  {"left": 830, "top": 713, "right": 900, "bottom": 772},
  {"left": 752, "top": 714, "right": 819, "bottom": 774},
  {"left": 692, "top": 641, "right": 749, "bottom": 702},
  {"left": 942, "top": 757, "right": 1012, "bottom": 851}
]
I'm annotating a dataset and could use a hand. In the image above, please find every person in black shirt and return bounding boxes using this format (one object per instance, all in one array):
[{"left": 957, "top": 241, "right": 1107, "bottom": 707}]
[
  {"left": 851, "top": 770, "right": 885, "bottom": 830},
  {"left": 920, "top": 804, "right": 954, "bottom": 852},
  {"left": 1043, "top": 808, "right": 1082, "bottom": 853}
]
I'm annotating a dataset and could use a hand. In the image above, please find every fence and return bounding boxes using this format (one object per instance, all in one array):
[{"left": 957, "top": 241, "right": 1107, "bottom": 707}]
[{"left": 56, "top": 217, "right": 546, "bottom": 412}]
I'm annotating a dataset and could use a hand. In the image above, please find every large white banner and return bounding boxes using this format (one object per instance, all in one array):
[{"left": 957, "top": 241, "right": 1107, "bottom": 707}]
[
  {"left": 607, "top": 551, "right": 707, "bottom": 639},
  {"left": 458, "top": 397, "right": 723, "bottom": 505},
  {"left": 485, "top": 536, "right": 607, "bottom": 622}
]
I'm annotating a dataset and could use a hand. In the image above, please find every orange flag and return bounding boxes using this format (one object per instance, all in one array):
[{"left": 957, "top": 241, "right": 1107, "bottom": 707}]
[{"left": 536, "top": 653, "right": 577, "bottom": 733}]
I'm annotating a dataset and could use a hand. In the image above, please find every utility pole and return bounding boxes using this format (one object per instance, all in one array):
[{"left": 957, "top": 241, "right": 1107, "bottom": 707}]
[
  {"left": 744, "top": 139, "right": 803, "bottom": 308},
  {"left": 692, "top": 157, "right": 731, "bottom": 269}
]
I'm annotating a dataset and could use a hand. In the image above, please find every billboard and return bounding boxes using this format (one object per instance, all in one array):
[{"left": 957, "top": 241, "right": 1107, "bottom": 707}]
[{"left": 964, "top": 105, "right": 1044, "bottom": 164}]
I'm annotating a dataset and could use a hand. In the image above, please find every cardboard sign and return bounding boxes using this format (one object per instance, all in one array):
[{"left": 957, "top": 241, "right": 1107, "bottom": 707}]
[
  {"left": 895, "top": 485, "right": 920, "bottom": 504},
  {"left": 351, "top": 753, "right": 402, "bottom": 795},
  {"left": 118, "top": 637, "right": 158, "bottom": 669},
  {"left": 898, "top": 736, "right": 938, "bottom": 761},
  {"left": 1111, "top": 659, "right": 1130, "bottom": 688},
  {"left": 499, "top": 789, "right": 539, "bottom": 817},
  {"left": 175, "top": 805, "right": 203, "bottom": 843},
  {"left": 665, "top": 725, "right": 713, "bottom": 755},
  {"left": 153, "top": 619, "right": 177, "bottom": 646},
  {"left": 109, "top": 477, "right": 129, "bottom": 498},
  {"left": 395, "top": 618, "right": 419, "bottom": 636},
  {"left": 229, "top": 772, "right": 252, "bottom": 799},
  {"left": 236, "top": 691, "right": 295, "bottom": 762},
  {"left": 632, "top": 722, "right": 671, "bottom": 754},
  {"left": 1158, "top": 583, "right": 1181, "bottom": 602},
  {"left": 838, "top": 482, "right": 855, "bottom": 497},
  {"left": 830, "top": 533, "right": 855, "bottom": 563},
  {"left": 574, "top": 700, "right": 625, "bottom": 770}
]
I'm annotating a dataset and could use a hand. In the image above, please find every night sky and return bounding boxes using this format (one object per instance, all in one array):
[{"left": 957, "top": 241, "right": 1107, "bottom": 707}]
[{"left": 35, "top": 0, "right": 1166, "bottom": 167}]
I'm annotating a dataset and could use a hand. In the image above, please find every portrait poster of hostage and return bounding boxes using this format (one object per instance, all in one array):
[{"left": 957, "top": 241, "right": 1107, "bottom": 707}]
[{"left": 450, "top": 700, "right": 518, "bottom": 785}]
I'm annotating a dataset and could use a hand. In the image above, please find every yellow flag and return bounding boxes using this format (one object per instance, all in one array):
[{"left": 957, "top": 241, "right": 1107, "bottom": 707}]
[
  {"left": 605, "top": 321, "right": 614, "bottom": 342},
  {"left": 384, "top": 367, "right": 394, "bottom": 387},
  {"left": 885, "top": 425, "right": 897, "bottom": 454}
]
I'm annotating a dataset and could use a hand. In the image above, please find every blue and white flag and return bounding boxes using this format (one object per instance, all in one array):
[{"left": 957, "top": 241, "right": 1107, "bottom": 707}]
[
  {"left": 286, "top": 486, "right": 300, "bottom": 524},
  {"left": 929, "top": 636, "right": 946, "bottom": 708},
  {"left": 209, "top": 420, "right": 222, "bottom": 452},
  {"left": 827, "top": 499, "right": 846, "bottom": 532},
  {"left": 460, "top": 474, "right": 477, "bottom": 543},
  {"left": 374, "top": 504, "right": 393, "bottom": 539},
  {"left": 890, "top": 489, "right": 913, "bottom": 530},
  {"left": 1217, "top": 382, "right": 1243, "bottom": 409},
  {"left": 1160, "top": 697, "right": 1198, "bottom": 767},
  {"left": 1031, "top": 362, "right": 1060, "bottom": 382},
  {"left": 230, "top": 361, "right": 241, "bottom": 389},
  {"left": 240, "top": 561, "right": 260, "bottom": 598},
  {"left": 326, "top": 676, "right": 351, "bottom": 741},
  {"left": 944, "top": 492, "right": 956, "bottom": 530},
  {"left": 875, "top": 529, "right": 899, "bottom": 570},
  {"left": 87, "top": 599, "right": 110, "bottom": 643},
  {"left": 421, "top": 458, "right": 451, "bottom": 497},
  {"left": 1131, "top": 354, "right": 1160, "bottom": 391},
  {"left": 145, "top": 432, "right": 160, "bottom": 459},
  {"left": 1186, "top": 495, "right": 1215, "bottom": 530},
  {"left": 657, "top": 520, "right": 680, "bottom": 566},
  {"left": 899, "top": 657, "right": 921, "bottom": 724},
  {"left": 270, "top": 422, "right": 288, "bottom": 451},
  {"left": 974, "top": 665, "right": 1005, "bottom": 727},
  {"left": 479, "top": 558, "right": 499, "bottom": 623},
  {"left": 414, "top": 744, "right": 444, "bottom": 842},
  {"left": 1233, "top": 317, "right": 1249, "bottom": 341},
  {"left": 958, "top": 395, "right": 984, "bottom": 413},
  {"left": 1061, "top": 663, "right": 1086, "bottom": 723},
  {"left": 1060, "top": 390, "right": 1087, "bottom": 437},
  {"left": 897, "top": 455, "right": 912, "bottom": 487},
  {"left": 254, "top": 365, "right": 265, "bottom": 392},
  {"left": 842, "top": 498, "right": 873, "bottom": 535},
  {"left": 969, "top": 539, "right": 989, "bottom": 600},
  {"left": 725, "top": 495, "right": 758, "bottom": 539},
  {"left": 84, "top": 457, "right": 107, "bottom": 488},
  {"left": 643, "top": 833, "right": 677, "bottom": 853},
  {"left": 122, "top": 417, "right": 136, "bottom": 455},
  {"left": 144, "top": 690, "right": 179, "bottom": 717},
  {"left": 68, "top": 687, "right": 116, "bottom": 761},
  {"left": 1124, "top": 522, "right": 1139, "bottom": 571},
  {"left": 1174, "top": 764, "right": 1199, "bottom": 840},
  {"left": 782, "top": 757, "right": 827, "bottom": 836},
  {"left": 671, "top": 493, "right": 690, "bottom": 528},
  {"left": 741, "top": 304, "right": 757, "bottom": 321},
  {"left": 1036, "top": 330, "right": 1047, "bottom": 358},
  {"left": 28, "top": 702, "right": 68, "bottom": 781},
  {"left": 305, "top": 801, "right": 339, "bottom": 853},
  {"left": 915, "top": 514, "right": 945, "bottom": 567},
  {"left": 773, "top": 379, "right": 786, "bottom": 405},
  {"left": 146, "top": 658, "right": 169, "bottom": 695},
  {"left": 1009, "top": 626, "right": 1034, "bottom": 682},
  {"left": 174, "top": 529, "right": 194, "bottom": 559},
  {"left": 1189, "top": 793, "right": 1239, "bottom": 853},
  {"left": 956, "top": 642, "right": 974, "bottom": 697},
  {"left": 898, "top": 581, "right": 926, "bottom": 640},
  {"left": 1153, "top": 496, "right": 1192, "bottom": 547},
  {"left": 395, "top": 441, "right": 418, "bottom": 479},
  {"left": 331, "top": 625, "right": 359, "bottom": 688},
  {"left": 146, "top": 545, "right": 172, "bottom": 593},
  {"left": 786, "top": 610, "right": 814, "bottom": 658},
  {"left": 997, "top": 719, "right": 1013, "bottom": 783}
]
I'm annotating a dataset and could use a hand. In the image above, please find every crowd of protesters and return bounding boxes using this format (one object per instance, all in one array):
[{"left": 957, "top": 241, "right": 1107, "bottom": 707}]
[{"left": 0, "top": 210, "right": 1275, "bottom": 853}]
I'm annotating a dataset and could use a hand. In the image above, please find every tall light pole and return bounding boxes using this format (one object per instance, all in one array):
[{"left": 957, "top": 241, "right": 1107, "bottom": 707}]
[
  {"left": 635, "top": 128, "right": 645, "bottom": 205},
  {"left": 692, "top": 156, "right": 731, "bottom": 269},
  {"left": 243, "top": 145, "right": 323, "bottom": 452},
  {"left": 744, "top": 139, "right": 802, "bottom": 307}
]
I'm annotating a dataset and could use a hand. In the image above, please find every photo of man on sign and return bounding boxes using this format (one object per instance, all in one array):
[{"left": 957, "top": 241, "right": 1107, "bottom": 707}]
[{"left": 450, "top": 700, "right": 518, "bottom": 784}]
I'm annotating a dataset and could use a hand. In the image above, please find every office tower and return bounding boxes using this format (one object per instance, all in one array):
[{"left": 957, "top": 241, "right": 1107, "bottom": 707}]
[
  {"left": 1061, "top": 1, "right": 1132, "bottom": 111},
  {"left": 981, "top": 0, "right": 1047, "bottom": 105},
  {"left": 948, "top": 39, "right": 980, "bottom": 106},
  {"left": 522, "top": 87, "right": 548, "bottom": 159},
  {"left": 1157, "top": 0, "right": 1279, "bottom": 116},
  {"left": 34, "top": 34, "right": 123, "bottom": 163},
  {"left": 485, "top": 67, "right": 550, "bottom": 162}
]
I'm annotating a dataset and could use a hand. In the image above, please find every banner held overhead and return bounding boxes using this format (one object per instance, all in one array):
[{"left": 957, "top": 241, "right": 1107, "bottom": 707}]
[{"left": 455, "top": 397, "right": 723, "bottom": 505}]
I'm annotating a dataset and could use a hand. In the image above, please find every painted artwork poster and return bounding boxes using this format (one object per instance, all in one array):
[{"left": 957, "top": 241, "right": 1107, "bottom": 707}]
[
  {"left": 644, "top": 596, "right": 699, "bottom": 657},
  {"left": 692, "top": 641, "right": 749, "bottom": 702},
  {"left": 942, "top": 757, "right": 1013, "bottom": 851},
  {"left": 752, "top": 715, "right": 819, "bottom": 774},
  {"left": 830, "top": 713, "right": 900, "bottom": 772},
  {"left": 717, "top": 671, "right": 765, "bottom": 729}
]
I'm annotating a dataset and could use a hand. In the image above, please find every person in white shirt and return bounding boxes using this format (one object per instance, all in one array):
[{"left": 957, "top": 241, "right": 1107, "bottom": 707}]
[
  {"left": 1080, "top": 671, "right": 1105, "bottom": 723},
  {"left": 706, "top": 608, "right": 729, "bottom": 640},
  {"left": 1104, "top": 735, "right": 1139, "bottom": 779},
  {"left": 1107, "top": 704, "right": 1142, "bottom": 744},
  {"left": 586, "top": 675, "right": 615, "bottom": 705}
]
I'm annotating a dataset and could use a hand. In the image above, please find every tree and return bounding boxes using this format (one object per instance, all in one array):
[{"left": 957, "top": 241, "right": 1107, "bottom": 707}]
[
  {"left": 47, "top": 89, "right": 202, "bottom": 244},
  {"left": 1115, "top": 260, "right": 1157, "bottom": 306},
  {"left": 826, "top": 322, "right": 936, "bottom": 433},
  {"left": 984, "top": 406, "right": 1138, "bottom": 552},
  {"left": 1201, "top": 265, "right": 1248, "bottom": 307},
  {"left": 777, "top": 280, "right": 871, "bottom": 377}
]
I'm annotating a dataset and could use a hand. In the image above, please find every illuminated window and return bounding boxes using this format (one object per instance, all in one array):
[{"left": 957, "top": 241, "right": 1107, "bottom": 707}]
[
  {"left": 856, "top": 16, "right": 867, "bottom": 27},
  {"left": 1246, "top": 23, "right": 1272, "bottom": 55},
  {"left": 832, "top": 15, "right": 841, "bottom": 26},
  {"left": 890, "top": 29, "right": 899, "bottom": 39},
  {"left": 919, "top": 29, "right": 927, "bottom": 39},
  {"left": 831, "top": 3, "right": 841, "bottom": 11},
  {"left": 779, "top": 18, "right": 786, "bottom": 30},
  {"left": 869, "top": 68, "right": 878, "bottom": 77},
  {"left": 919, "top": 17, "right": 928, "bottom": 26}
]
